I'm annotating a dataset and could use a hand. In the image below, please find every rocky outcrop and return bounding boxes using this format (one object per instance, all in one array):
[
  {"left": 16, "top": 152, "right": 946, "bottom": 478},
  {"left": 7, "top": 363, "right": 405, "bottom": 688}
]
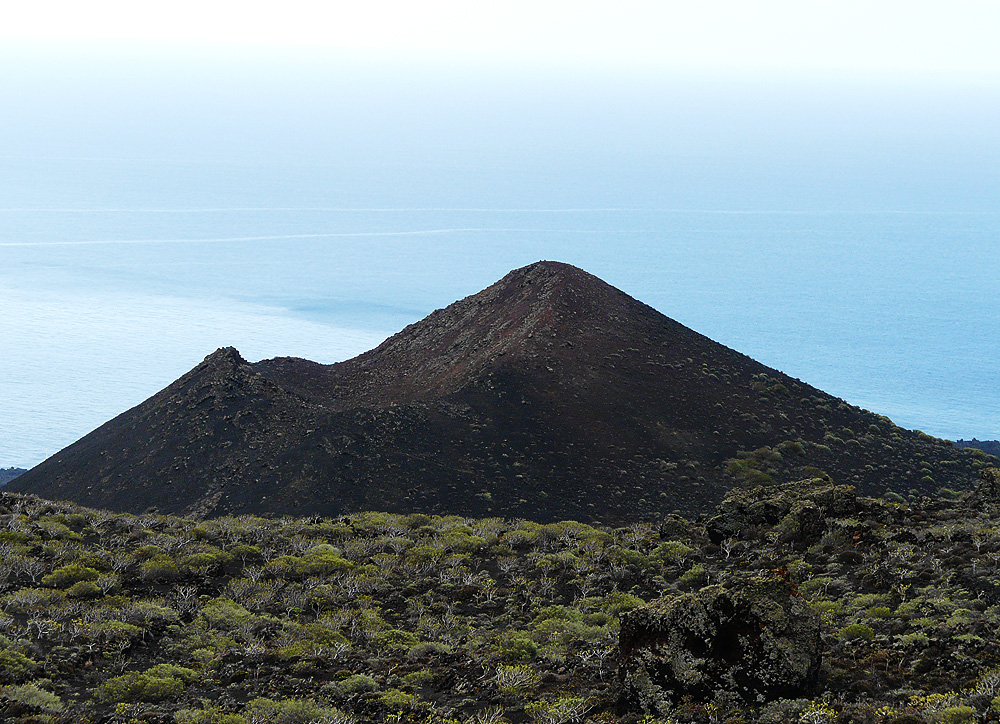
[
  {"left": 619, "top": 573, "right": 822, "bottom": 712},
  {"left": 969, "top": 467, "right": 1000, "bottom": 505},
  {"left": 705, "top": 479, "right": 859, "bottom": 545}
]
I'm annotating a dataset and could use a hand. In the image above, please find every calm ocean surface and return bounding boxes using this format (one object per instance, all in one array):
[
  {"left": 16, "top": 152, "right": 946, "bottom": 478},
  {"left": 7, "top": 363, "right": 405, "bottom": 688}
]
[{"left": 2, "top": 74, "right": 999, "bottom": 467}]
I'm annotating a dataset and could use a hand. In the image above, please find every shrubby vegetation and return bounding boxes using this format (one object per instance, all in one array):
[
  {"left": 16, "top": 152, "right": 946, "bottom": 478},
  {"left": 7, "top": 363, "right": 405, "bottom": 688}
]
[{"left": 3, "top": 475, "right": 1000, "bottom": 722}]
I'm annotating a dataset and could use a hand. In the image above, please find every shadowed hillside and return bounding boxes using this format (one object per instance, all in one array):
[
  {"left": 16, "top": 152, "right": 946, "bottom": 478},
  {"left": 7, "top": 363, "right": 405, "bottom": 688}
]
[
  {"left": 10, "top": 261, "right": 993, "bottom": 521},
  {"left": 0, "top": 468, "right": 26, "bottom": 486},
  {"left": 956, "top": 439, "right": 1000, "bottom": 457}
]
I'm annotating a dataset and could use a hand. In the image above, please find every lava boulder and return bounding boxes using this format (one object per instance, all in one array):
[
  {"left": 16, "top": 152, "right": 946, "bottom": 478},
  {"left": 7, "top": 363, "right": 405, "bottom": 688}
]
[
  {"left": 705, "top": 479, "right": 858, "bottom": 545},
  {"left": 619, "top": 572, "right": 822, "bottom": 713},
  {"left": 970, "top": 467, "right": 1000, "bottom": 505}
]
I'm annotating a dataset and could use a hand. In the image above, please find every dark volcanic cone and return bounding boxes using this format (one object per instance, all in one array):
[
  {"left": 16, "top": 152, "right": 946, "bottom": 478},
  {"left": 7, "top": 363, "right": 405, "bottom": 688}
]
[{"left": 10, "top": 261, "right": 988, "bottom": 521}]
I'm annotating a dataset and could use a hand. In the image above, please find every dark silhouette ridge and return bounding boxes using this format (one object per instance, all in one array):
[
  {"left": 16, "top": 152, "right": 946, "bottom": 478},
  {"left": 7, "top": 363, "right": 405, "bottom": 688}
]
[
  {"left": 0, "top": 468, "right": 26, "bottom": 486},
  {"left": 956, "top": 439, "right": 1000, "bottom": 457},
  {"left": 10, "top": 261, "right": 991, "bottom": 522}
]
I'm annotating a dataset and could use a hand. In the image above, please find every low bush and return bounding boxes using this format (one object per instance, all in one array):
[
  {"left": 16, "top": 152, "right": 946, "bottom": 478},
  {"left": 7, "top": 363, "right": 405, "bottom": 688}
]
[
  {"left": 0, "top": 646, "right": 37, "bottom": 684},
  {"left": 41, "top": 563, "right": 99, "bottom": 588},
  {"left": 838, "top": 623, "right": 875, "bottom": 641},
  {"left": 325, "top": 674, "right": 376, "bottom": 697},
  {"left": 378, "top": 689, "right": 417, "bottom": 710},
  {"left": 175, "top": 707, "right": 248, "bottom": 724},
  {"left": 66, "top": 580, "right": 103, "bottom": 599},
  {"left": 98, "top": 669, "right": 186, "bottom": 703},
  {"left": 492, "top": 632, "right": 540, "bottom": 662},
  {"left": 407, "top": 641, "right": 452, "bottom": 659},
  {"left": 244, "top": 697, "right": 354, "bottom": 724},
  {"left": 141, "top": 554, "right": 182, "bottom": 581},
  {"left": 0, "top": 681, "right": 64, "bottom": 712}
]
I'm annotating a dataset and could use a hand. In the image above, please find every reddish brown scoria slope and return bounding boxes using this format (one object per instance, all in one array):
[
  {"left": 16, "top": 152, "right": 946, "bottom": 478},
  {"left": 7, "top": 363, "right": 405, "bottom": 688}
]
[{"left": 10, "top": 261, "right": 986, "bottom": 522}]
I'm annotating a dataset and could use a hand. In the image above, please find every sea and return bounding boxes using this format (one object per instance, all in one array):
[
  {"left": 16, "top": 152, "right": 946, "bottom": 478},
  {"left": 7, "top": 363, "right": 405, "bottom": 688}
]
[{"left": 2, "top": 64, "right": 999, "bottom": 468}]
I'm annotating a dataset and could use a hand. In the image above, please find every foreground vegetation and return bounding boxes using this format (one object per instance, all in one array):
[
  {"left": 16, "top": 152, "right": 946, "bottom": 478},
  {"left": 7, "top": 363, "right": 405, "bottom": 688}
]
[{"left": 4, "top": 469, "right": 1000, "bottom": 724}]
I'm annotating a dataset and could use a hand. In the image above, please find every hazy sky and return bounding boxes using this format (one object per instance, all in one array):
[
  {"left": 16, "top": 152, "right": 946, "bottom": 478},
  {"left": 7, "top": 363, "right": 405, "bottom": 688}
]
[
  {"left": 3, "top": 0, "right": 998, "bottom": 205},
  {"left": 4, "top": 0, "right": 1000, "bottom": 79}
]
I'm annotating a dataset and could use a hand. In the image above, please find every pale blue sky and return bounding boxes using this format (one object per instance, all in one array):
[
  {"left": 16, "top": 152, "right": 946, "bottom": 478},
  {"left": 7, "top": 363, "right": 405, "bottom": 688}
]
[
  {"left": 3, "top": 1, "right": 1000, "bottom": 79},
  {"left": 3, "top": 0, "right": 998, "bottom": 199}
]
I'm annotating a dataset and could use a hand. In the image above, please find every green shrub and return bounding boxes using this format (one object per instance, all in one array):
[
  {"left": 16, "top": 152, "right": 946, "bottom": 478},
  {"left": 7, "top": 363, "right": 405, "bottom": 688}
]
[
  {"left": 937, "top": 705, "right": 976, "bottom": 724},
  {"left": 141, "top": 554, "right": 182, "bottom": 581},
  {"left": 838, "top": 623, "right": 875, "bottom": 641},
  {"left": 299, "top": 623, "right": 348, "bottom": 647},
  {"left": 799, "top": 577, "right": 833, "bottom": 597},
  {"left": 98, "top": 670, "right": 186, "bottom": 703},
  {"left": 271, "top": 547, "right": 353, "bottom": 579},
  {"left": 495, "top": 664, "right": 540, "bottom": 693},
  {"left": 378, "top": 689, "right": 416, "bottom": 710},
  {"left": 777, "top": 440, "right": 806, "bottom": 456},
  {"left": 300, "top": 545, "right": 353, "bottom": 575},
  {"left": 374, "top": 628, "right": 420, "bottom": 650},
  {"left": 524, "top": 696, "right": 591, "bottom": 724},
  {"left": 534, "top": 619, "right": 606, "bottom": 648},
  {"left": 41, "top": 563, "right": 99, "bottom": 588},
  {"left": 272, "top": 622, "right": 346, "bottom": 661},
  {"left": 900, "top": 631, "right": 930, "bottom": 647},
  {"left": 275, "top": 640, "right": 323, "bottom": 661},
  {"left": 407, "top": 641, "right": 452, "bottom": 660},
  {"left": 946, "top": 609, "right": 977, "bottom": 627},
  {"left": 229, "top": 545, "right": 262, "bottom": 563},
  {"left": 145, "top": 664, "right": 198, "bottom": 683},
  {"left": 0, "top": 531, "right": 33, "bottom": 544},
  {"left": 896, "top": 600, "right": 924, "bottom": 618},
  {"left": 66, "top": 580, "right": 103, "bottom": 599},
  {"left": 244, "top": 697, "right": 354, "bottom": 724},
  {"left": 0, "top": 681, "right": 64, "bottom": 712},
  {"left": 847, "top": 593, "right": 889, "bottom": 610},
  {"left": 200, "top": 597, "right": 253, "bottom": 629},
  {"left": 348, "top": 607, "right": 387, "bottom": 634},
  {"left": 181, "top": 550, "right": 233, "bottom": 573},
  {"left": 127, "top": 600, "right": 181, "bottom": 627},
  {"left": 88, "top": 620, "right": 144, "bottom": 644},
  {"left": 326, "top": 674, "right": 376, "bottom": 697},
  {"left": 809, "top": 600, "right": 842, "bottom": 617},
  {"left": 35, "top": 518, "right": 78, "bottom": 539},
  {"left": 401, "top": 669, "right": 436, "bottom": 687},
  {"left": 800, "top": 466, "right": 831, "bottom": 481},
  {"left": 677, "top": 564, "right": 709, "bottom": 590},
  {"left": 175, "top": 707, "right": 248, "bottom": 724},
  {"left": 492, "top": 633, "right": 540, "bottom": 663},
  {"left": 0, "top": 647, "right": 37, "bottom": 683},
  {"left": 725, "top": 459, "right": 775, "bottom": 486},
  {"left": 405, "top": 544, "right": 446, "bottom": 567},
  {"left": 132, "top": 545, "right": 166, "bottom": 561},
  {"left": 405, "top": 513, "right": 434, "bottom": 529},
  {"left": 55, "top": 513, "right": 90, "bottom": 531},
  {"left": 438, "top": 531, "right": 487, "bottom": 553},
  {"left": 596, "top": 591, "right": 645, "bottom": 617},
  {"left": 533, "top": 605, "right": 582, "bottom": 625},
  {"left": 532, "top": 608, "right": 607, "bottom": 648}
]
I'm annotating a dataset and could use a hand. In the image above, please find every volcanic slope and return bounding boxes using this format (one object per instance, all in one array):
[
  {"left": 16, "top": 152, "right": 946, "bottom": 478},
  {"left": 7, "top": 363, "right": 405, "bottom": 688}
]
[{"left": 11, "top": 261, "right": 991, "bottom": 522}]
